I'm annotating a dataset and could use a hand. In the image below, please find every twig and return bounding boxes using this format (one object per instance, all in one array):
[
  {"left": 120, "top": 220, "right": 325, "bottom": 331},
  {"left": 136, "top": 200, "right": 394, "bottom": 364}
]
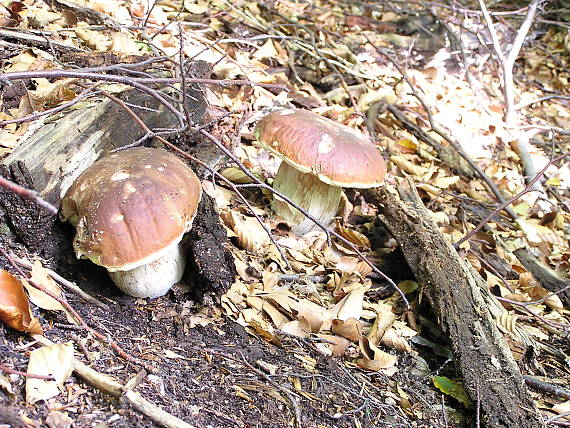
[
  {"left": 478, "top": 0, "right": 541, "bottom": 123},
  {"left": 0, "top": 175, "right": 58, "bottom": 215},
  {"left": 454, "top": 152, "right": 569, "bottom": 247},
  {"left": 0, "top": 85, "right": 100, "bottom": 126},
  {"left": 0, "top": 364, "right": 55, "bottom": 380},
  {"left": 524, "top": 375, "right": 570, "bottom": 400}
]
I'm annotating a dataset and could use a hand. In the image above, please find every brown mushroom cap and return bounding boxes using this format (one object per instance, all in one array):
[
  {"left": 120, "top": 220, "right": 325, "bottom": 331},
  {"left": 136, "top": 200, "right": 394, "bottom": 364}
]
[
  {"left": 61, "top": 147, "right": 202, "bottom": 271},
  {"left": 254, "top": 109, "right": 386, "bottom": 188}
]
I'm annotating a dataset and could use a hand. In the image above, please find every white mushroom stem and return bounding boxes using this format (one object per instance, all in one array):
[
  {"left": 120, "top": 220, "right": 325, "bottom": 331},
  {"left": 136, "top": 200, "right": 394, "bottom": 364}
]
[
  {"left": 272, "top": 161, "right": 342, "bottom": 235},
  {"left": 108, "top": 241, "right": 185, "bottom": 298}
]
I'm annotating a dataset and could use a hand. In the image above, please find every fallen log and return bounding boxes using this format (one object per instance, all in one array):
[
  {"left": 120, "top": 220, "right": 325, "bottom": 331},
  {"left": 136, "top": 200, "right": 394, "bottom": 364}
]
[{"left": 363, "top": 178, "right": 543, "bottom": 427}]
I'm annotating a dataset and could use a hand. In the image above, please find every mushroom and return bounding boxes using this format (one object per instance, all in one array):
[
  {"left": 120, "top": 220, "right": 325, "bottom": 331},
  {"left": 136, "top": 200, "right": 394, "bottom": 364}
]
[
  {"left": 255, "top": 109, "right": 386, "bottom": 234},
  {"left": 60, "top": 147, "right": 202, "bottom": 298}
]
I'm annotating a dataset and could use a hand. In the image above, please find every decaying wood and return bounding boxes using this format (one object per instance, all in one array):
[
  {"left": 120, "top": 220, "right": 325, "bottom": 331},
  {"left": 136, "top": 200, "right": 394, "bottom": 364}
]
[
  {"left": 362, "top": 178, "right": 543, "bottom": 428},
  {"left": 1, "top": 89, "right": 181, "bottom": 206},
  {"left": 1, "top": 87, "right": 233, "bottom": 300}
]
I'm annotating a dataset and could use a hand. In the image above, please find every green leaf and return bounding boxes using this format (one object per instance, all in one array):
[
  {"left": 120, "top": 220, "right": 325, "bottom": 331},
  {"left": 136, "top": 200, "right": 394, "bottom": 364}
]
[{"left": 432, "top": 376, "right": 472, "bottom": 408}]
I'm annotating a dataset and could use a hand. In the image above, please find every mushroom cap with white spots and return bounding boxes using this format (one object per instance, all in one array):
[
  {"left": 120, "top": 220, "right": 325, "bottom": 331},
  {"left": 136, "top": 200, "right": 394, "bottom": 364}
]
[
  {"left": 60, "top": 147, "right": 202, "bottom": 271},
  {"left": 254, "top": 109, "right": 386, "bottom": 188}
]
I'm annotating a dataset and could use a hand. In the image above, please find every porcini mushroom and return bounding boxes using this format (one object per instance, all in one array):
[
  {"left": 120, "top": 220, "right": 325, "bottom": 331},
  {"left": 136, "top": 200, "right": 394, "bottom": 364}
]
[
  {"left": 60, "top": 147, "right": 202, "bottom": 298},
  {"left": 255, "top": 109, "right": 386, "bottom": 234}
]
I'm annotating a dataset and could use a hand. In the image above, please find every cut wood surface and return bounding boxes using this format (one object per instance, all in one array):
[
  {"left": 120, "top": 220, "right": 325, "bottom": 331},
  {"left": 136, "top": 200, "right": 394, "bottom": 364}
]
[{"left": 363, "top": 178, "right": 543, "bottom": 428}]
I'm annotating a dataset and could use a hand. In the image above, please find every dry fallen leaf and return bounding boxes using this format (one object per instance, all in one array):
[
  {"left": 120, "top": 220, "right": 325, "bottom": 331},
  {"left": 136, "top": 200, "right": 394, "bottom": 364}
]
[
  {"left": 0, "top": 270, "right": 43, "bottom": 335},
  {"left": 23, "top": 261, "right": 78, "bottom": 325},
  {"left": 26, "top": 343, "right": 74, "bottom": 404},
  {"left": 357, "top": 336, "right": 398, "bottom": 371}
]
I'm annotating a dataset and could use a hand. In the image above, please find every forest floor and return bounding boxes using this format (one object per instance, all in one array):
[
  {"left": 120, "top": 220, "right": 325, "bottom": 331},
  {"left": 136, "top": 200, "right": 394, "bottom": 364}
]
[{"left": 0, "top": 0, "right": 569, "bottom": 427}]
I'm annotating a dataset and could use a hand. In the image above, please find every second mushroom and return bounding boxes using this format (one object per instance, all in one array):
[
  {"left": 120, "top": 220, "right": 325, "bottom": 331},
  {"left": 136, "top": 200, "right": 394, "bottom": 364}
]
[{"left": 255, "top": 109, "right": 386, "bottom": 234}]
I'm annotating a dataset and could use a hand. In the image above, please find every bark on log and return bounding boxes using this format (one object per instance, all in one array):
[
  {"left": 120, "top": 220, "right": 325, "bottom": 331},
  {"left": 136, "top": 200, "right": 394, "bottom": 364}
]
[{"left": 362, "top": 178, "right": 543, "bottom": 428}]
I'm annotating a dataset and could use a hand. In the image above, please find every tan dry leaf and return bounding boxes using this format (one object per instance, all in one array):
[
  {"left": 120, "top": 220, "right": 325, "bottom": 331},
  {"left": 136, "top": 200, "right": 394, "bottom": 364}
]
[
  {"left": 519, "top": 272, "right": 564, "bottom": 312},
  {"left": 331, "top": 286, "right": 366, "bottom": 321},
  {"left": 381, "top": 328, "right": 412, "bottom": 353},
  {"left": 219, "top": 167, "right": 256, "bottom": 184},
  {"left": 45, "top": 410, "right": 73, "bottom": 428},
  {"left": 262, "top": 301, "right": 289, "bottom": 328},
  {"left": 368, "top": 307, "right": 396, "bottom": 345},
  {"left": 221, "top": 210, "right": 270, "bottom": 252},
  {"left": 262, "top": 270, "right": 280, "bottom": 291},
  {"left": 280, "top": 320, "right": 310, "bottom": 338},
  {"left": 260, "top": 290, "right": 331, "bottom": 332},
  {"left": 74, "top": 26, "right": 111, "bottom": 51},
  {"left": 390, "top": 155, "right": 429, "bottom": 176},
  {"left": 110, "top": 32, "right": 140, "bottom": 54},
  {"left": 331, "top": 318, "right": 362, "bottom": 342},
  {"left": 357, "top": 336, "right": 398, "bottom": 371},
  {"left": 26, "top": 343, "right": 74, "bottom": 404},
  {"left": 551, "top": 401, "right": 570, "bottom": 420},
  {"left": 25, "top": 261, "right": 79, "bottom": 325},
  {"left": 0, "top": 270, "right": 43, "bottom": 335},
  {"left": 317, "top": 334, "right": 352, "bottom": 356}
]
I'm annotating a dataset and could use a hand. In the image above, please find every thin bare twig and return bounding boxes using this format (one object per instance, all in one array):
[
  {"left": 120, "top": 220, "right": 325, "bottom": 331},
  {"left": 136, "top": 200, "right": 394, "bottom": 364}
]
[
  {"left": 0, "top": 175, "right": 58, "bottom": 215},
  {"left": 0, "top": 364, "right": 55, "bottom": 380}
]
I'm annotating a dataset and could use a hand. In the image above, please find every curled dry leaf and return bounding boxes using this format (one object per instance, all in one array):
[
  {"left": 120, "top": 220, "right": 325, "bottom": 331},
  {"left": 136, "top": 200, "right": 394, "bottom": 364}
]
[
  {"left": 24, "top": 262, "right": 79, "bottom": 325},
  {"left": 334, "top": 225, "right": 371, "bottom": 249},
  {"left": 316, "top": 334, "right": 351, "bottom": 357},
  {"left": 220, "top": 167, "right": 256, "bottom": 184},
  {"left": 381, "top": 328, "right": 412, "bottom": 353},
  {"left": 331, "top": 286, "right": 366, "bottom": 321},
  {"left": 280, "top": 320, "right": 310, "bottom": 338},
  {"left": 331, "top": 318, "right": 362, "bottom": 342},
  {"left": 0, "top": 270, "right": 43, "bottom": 335},
  {"left": 221, "top": 210, "right": 270, "bottom": 252},
  {"left": 357, "top": 336, "right": 397, "bottom": 371}
]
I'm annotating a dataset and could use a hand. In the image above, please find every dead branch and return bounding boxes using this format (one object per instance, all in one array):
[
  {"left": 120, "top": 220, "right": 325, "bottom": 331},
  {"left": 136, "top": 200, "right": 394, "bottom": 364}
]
[
  {"left": 362, "top": 178, "right": 543, "bottom": 427},
  {"left": 478, "top": 0, "right": 542, "bottom": 124}
]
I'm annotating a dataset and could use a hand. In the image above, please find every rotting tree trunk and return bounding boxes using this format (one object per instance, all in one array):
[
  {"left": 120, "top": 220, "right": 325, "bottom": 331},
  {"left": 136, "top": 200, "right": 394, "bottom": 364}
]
[{"left": 362, "top": 178, "right": 543, "bottom": 428}]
